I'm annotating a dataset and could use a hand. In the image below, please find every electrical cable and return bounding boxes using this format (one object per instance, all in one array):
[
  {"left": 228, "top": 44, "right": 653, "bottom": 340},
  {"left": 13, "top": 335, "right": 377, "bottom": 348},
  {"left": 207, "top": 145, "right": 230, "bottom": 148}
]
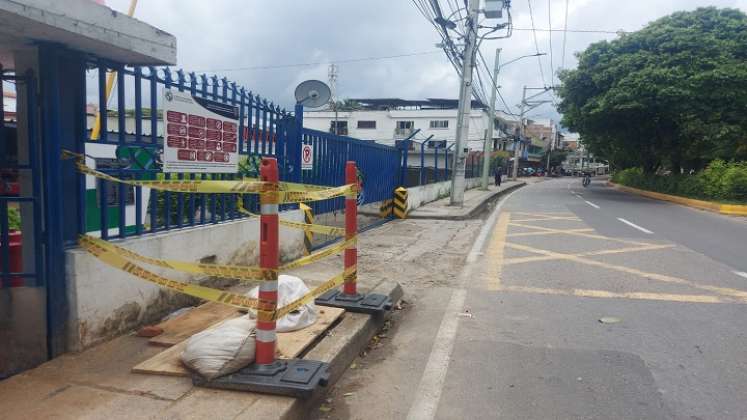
[
  {"left": 526, "top": 0, "right": 547, "bottom": 87},
  {"left": 561, "top": 0, "right": 570, "bottom": 70},
  {"left": 196, "top": 50, "right": 444, "bottom": 73},
  {"left": 548, "top": 0, "right": 555, "bottom": 85}
]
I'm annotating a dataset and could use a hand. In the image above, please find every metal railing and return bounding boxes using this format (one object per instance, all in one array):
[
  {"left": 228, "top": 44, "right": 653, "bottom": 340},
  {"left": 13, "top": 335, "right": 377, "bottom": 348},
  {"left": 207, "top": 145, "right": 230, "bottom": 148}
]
[{"left": 82, "top": 59, "right": 291, "bottom": 240}]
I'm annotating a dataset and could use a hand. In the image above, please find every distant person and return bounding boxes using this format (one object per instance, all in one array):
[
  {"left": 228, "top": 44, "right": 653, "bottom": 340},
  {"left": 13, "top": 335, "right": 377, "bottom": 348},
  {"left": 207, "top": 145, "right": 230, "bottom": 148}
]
[{"left": 494, "top": 165, "right": 503, "bottom": 187}]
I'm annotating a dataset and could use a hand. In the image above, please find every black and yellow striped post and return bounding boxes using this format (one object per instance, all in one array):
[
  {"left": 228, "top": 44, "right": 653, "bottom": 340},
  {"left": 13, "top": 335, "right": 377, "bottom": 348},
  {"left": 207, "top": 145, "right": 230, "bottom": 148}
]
[
  {"left": 393, "top": 187, "right": 408, "bottom": 219},
  {"left": 379, "top": 199, "right": 393, "bottom": 218},
  {"left": 299, "top": 203, "right": 313, "bottom": 256}
]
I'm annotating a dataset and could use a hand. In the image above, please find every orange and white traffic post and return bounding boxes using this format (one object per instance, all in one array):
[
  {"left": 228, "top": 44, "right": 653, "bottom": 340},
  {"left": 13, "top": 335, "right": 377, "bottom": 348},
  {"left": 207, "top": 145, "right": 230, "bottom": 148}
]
[
  {"left": 255, "top": 157, "right": 279, "bottom": 365},
  {"left": 314, "top": 160, "right": 393, "bottom": 314}
]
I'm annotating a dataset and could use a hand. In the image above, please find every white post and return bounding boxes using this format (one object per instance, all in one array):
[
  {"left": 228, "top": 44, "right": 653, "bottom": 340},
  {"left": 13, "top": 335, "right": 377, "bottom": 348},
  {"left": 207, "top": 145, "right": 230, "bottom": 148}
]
[
  {"left": 481, "top": 48, "right": 501, "bottom": 190},
  {"left": 511, "top": 86, "right": 527, "bottom": 181},
  {"left": 449, "top": 0, "right": 478, "bottom": 206}
]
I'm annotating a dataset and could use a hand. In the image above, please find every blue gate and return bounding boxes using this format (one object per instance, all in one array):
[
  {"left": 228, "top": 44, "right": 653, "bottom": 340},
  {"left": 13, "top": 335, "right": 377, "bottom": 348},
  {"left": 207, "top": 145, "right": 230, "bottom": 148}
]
[
  {"left": 79, "top": 59, "right": 402, "bottom": 239},
  {"left": 0, "top": 69, "right": 44, "bottom": 289}
]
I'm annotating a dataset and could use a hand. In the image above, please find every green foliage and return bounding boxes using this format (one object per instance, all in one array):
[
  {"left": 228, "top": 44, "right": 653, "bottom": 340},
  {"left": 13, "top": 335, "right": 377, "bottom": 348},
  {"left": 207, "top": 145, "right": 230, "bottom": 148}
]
[
  {"left": 612, "top": 160, "right": 747, "bottom": 202},
  {"left": 559, "top": 7, "right": 747, "bottom": 172},
  {"left": 238, "top": 155, "right": 262, "bottom": 179},
  {"left": 7, "top": 207, "right": 21, "bottom": 231},
  {"left": 543, "top": 149, "right": 568, "bottom": 169}
]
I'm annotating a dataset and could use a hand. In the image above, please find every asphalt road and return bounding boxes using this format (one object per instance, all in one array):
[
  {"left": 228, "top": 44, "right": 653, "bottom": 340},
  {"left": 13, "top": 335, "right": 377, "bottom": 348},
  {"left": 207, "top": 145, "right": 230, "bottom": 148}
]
[
  {"left": 419, "top": 178, "right": 747, "bottom": 420},
  {"left": 314, "top": 178, "right": 747, "bottom": 420}
]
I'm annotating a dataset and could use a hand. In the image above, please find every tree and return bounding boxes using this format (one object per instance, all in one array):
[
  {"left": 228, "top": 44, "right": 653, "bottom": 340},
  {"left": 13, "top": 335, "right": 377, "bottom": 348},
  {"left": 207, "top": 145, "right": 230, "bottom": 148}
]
[
  {"left": 558, "top": 7, "right": 747, "bottom": 173},
  {"left": 543, "top": 149, "right": 568, "bottom": 170}
]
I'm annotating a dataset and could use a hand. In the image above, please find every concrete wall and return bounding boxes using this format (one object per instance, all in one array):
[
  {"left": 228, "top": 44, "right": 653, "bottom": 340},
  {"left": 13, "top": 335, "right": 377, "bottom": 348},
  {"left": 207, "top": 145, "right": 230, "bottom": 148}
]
[
  {"left": 303, "top": 109, "right": 489, "bottom": 150},
  {"left": 64, "top": 210, "right": 305, "bottom": 351},
  {"left": 359, "top": 177, "right": 482, "bottom": 216}
]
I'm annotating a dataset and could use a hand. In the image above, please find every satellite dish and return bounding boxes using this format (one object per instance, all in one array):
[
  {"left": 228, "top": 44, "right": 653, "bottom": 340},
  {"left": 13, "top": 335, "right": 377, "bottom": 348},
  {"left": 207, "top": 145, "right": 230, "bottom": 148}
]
[{"left": 294, "top": 80, "right": 331, "bottom": 108}]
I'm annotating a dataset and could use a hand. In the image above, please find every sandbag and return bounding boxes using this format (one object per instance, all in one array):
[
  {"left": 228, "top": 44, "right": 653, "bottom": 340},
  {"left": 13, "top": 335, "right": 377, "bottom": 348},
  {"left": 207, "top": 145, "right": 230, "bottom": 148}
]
[
  {"left": 180, "top": 315, "right": 256, "bottom": 380},
  {"left": 247, "top": 274, "right": 318, "bottom": 332}
]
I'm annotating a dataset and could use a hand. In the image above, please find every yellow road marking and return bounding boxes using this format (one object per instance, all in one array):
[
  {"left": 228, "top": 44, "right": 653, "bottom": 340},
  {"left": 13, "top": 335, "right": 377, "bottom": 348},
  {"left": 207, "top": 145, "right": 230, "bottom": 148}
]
[
  {"left": 508, "top": 228, "right": 594, "bottom": 238},
  {"left": 498, "top": 285, "right": 726, "bottom": 304},
  {"left": 484, "top": 212, "right": 511, "bottom": 291},
  {"left": 509, "top": 222, "right": 652, "bottom": 246},
  {"left": 504, "top": 242, "right": 747, "bottom": 302},
  {"left": 503, "top": 244, "right": 676, "bottom": 265},
  {"left": 511, "top": 216, "right": 582, "bottom": 222}
]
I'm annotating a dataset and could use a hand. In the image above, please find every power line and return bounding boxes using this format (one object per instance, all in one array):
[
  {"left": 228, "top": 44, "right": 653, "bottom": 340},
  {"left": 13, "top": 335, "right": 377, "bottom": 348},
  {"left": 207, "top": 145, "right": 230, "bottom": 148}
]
[
  {"left": 476, "top": 49, "right": 517, "bottom": 116},
  {"left": 561, "top": 0, "right": 570, "bottom": 69},
  {"left": 548, "top": 0, "right": 554, "bottom": 85},
  {"left": 513, "top": 27, "right": 626, "bottom": 34},
  {"left": 526, "top": 0, "right": 547, "bottom": 87},
  {"left": 195, "top": 50, "right": 443, "bottom": 72}
]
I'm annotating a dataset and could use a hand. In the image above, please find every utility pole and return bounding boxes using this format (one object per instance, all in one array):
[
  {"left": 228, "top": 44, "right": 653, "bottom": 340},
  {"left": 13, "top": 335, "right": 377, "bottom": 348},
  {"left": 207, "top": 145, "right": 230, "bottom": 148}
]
[
  {"left": 480, "top": 48, "right": 501, "bottom": 190},
  {"left": 449, "top": 0, "right": 479, "bottom": 206},
  {"left": 328, "top": 64, "right": 338, "bottom": 135},
  {"left": 544, "top": 122, "right": 553, "bottom": 175},
  {"left": 511, "top": 86, "right": 527, "bottom": 181}
]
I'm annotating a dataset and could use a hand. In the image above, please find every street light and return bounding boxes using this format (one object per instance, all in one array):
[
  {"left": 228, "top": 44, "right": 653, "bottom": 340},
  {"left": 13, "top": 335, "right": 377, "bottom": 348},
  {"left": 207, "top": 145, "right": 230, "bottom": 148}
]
[{"left": 480, "top": 51, "right": 548, "bottom": 190}]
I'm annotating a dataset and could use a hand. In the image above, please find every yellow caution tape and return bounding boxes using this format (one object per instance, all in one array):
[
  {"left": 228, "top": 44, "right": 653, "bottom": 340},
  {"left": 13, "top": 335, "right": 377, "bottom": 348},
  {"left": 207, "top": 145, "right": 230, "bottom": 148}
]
[
  {"left": 280, "top": 237, "right": 354, "bottom": 271},
  {"left": 78, "top": 234, "right": 266, "bottom": 312},
  {"left": 80, "top": 235, "right": 275, "bottom": 283},
  {"left": 79, "top": 234, "right": 355, "bottom": 321},
  {"left": 62, "top": 150, "right": 356, "bottom": 203},
  {"left": 273, "top": 266, "right": 355, "bottom": 320},
  {"left": 236, "top": 199, "right": 345, "bottom": 237},
  {"left": 80, "top": 233, "right": 351, "bottom": 282}
]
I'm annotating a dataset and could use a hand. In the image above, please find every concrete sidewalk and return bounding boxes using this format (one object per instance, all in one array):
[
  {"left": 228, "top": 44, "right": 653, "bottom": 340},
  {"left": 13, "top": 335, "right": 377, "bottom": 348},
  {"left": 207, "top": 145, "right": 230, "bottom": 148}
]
[{"left": 407, "top": 180, "right": 526, "bottom": 220}]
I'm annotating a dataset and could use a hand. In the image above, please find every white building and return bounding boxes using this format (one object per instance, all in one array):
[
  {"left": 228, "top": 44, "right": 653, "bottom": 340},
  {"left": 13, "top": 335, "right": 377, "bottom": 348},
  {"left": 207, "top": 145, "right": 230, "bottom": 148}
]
[{"left": 303, "top": 98, "right": 514, "bottom": 169}]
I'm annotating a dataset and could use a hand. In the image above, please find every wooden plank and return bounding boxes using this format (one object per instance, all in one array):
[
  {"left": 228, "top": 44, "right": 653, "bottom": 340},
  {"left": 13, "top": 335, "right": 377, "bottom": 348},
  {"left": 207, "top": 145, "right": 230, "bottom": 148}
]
[
  {"left": 149, "top": 302, "right": 241, "bottom": 347},
  {"left": 132, "top": 307, "right": 345, "bottom": 377}
]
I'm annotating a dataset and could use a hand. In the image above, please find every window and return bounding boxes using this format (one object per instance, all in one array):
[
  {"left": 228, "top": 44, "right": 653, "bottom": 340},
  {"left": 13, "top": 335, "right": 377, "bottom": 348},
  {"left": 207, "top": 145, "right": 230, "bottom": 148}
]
[
  {"left": 397, "top": 121, "right": 414, "bottom": 130},
  {"left": 357, "top": 120, "right": 376, "bottom": 129},
  {"left": 429, "top": 120, "right": 449, "bottom": 129},
  {"left": 329, "top": 121, "right": 348, "bottom": 135},
  {"left": 395, "top": 121, "right": 414, "bottom": 136}
]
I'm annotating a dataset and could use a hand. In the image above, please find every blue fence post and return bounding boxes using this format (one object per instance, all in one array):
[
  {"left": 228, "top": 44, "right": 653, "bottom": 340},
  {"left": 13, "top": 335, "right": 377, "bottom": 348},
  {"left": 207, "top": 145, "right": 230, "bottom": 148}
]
[
  {"left": 420, "top": 141, "right": 426, "bottom": 186},
  {"left": 289, "top": 103, "right": 303, "bottom": 183}
]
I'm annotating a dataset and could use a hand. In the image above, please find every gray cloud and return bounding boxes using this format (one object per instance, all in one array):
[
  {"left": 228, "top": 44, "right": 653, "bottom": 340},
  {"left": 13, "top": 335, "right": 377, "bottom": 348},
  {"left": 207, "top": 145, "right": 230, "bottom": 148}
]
[{"left": 107, "top": 0, "right": 747, "bottom": 121}]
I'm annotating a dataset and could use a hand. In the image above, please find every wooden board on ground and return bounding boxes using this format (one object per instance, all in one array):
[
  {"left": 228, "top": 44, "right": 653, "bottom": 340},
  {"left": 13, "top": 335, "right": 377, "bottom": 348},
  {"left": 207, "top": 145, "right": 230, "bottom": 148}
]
[
  {"left": 149, "top": 302, "right": 241, "bottom": 347},
  {"left": 132, "top": 307, "right": 345, "bottom": 377}
]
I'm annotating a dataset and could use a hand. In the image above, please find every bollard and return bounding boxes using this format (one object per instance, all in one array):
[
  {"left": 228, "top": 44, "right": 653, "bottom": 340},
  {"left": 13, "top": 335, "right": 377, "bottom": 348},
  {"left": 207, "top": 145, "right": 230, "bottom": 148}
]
[
  {"left": 194, "top": 157, "right": 331, "bottom": 398},
  {"left": 299, "top": 203, "right": 313, "bottom": 256},
  {"left": 393, "top": 187, "right": 408, "bottom": 219},
  {"left": 343, "top": 161, "right": 358, "bottom": 296},
  {"left": 256, "top": 157, "right": 279, "bottom": 365},
  {"left": 314, "top": 160, "right": 393, "bottom": 315},
  {"left": 379, "top": 199, "right": 393, "bottom": 218}
]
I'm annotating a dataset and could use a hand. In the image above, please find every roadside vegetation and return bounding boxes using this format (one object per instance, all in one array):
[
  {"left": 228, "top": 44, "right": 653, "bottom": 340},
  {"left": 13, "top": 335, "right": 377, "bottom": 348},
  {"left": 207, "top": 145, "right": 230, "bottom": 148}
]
[
  {"left": 612, "top": 161, "right": 747, "bottom": 202},
  {"left": 558, "top": 7, "right": 747, "bottom": 203}
]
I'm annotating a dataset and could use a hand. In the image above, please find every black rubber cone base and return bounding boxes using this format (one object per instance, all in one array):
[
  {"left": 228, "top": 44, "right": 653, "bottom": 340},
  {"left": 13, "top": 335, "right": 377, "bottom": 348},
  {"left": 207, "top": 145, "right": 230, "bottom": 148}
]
[
  {"left": 192, "top": 359, "right": 330, "bottom": 399},
  {"left": 315, "top": 289, "right": 393, "bottom": 315}
]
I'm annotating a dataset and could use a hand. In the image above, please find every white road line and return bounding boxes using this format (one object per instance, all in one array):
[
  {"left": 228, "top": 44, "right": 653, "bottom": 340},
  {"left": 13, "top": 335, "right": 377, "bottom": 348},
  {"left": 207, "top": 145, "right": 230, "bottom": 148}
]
[
  {"left": 617, "top": 217, "right": 654, "bottom": 234},
  {"left": 406, "top": 187, "right": 520, "bottom": 420},
  {"left": 584, "top": 200, "right": 600, "bottom": 209},
  {"left": 734, "top": 271, "right": 747, "bottom": 280}
]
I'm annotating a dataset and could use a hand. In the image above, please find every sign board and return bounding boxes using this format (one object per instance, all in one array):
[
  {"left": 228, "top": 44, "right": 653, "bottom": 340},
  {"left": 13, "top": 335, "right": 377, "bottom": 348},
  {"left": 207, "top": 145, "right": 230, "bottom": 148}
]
[
  {"left": 162, "top": 89, "right": 239, "bottom": 173},
  {"left": 301, "top": 144, "right": 314, "bottom": 170}
]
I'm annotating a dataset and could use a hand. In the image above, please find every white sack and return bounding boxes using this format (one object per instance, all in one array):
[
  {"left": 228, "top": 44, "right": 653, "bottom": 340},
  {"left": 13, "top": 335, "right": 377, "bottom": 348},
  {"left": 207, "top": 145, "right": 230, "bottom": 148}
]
[
  {"left": 247, "top": 274, "right": 318, "bottom": 332},
  {"left": 180, "top": 315, "right": 256, "bottom": 380}
]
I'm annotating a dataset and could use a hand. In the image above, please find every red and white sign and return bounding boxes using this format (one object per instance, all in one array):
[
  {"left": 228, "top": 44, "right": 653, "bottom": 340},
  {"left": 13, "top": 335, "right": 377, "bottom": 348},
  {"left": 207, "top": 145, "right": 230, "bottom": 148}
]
[
  {"left": 301, "top": 144, "right": 314, "bottom": 170},
  {"left": 162, "top": 89, "right": 240, "bottom": 173}
]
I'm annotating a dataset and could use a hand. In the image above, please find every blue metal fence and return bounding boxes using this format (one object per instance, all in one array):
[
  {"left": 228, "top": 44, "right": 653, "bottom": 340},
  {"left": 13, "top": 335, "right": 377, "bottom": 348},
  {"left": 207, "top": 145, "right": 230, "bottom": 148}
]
[
  {"left": 300, "top": 127, "right": 401, "bottom": 215},
  {"left": 81, "top": 59, "right": 402, "bottom": 239},
  {"left": 82, "top": 59, "right": 294, "bottom": 240}
]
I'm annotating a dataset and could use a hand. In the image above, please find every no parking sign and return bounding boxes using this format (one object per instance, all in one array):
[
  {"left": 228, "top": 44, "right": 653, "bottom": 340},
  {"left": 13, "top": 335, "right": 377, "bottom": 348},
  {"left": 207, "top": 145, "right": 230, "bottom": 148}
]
[{"left": 301, "top": 144, "right": 314, "bottom": 170}]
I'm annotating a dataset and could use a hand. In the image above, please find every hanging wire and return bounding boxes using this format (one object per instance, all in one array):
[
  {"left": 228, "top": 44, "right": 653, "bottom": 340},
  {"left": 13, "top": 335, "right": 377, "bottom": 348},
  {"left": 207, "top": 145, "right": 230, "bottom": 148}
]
[{"left": 527, "top": 0, "right": 548, "bottom": 87}]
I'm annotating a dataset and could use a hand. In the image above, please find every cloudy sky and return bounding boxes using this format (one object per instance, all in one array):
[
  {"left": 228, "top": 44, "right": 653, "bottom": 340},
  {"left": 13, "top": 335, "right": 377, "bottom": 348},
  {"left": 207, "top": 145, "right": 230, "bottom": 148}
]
[{"left": 106, "top": 0, "right": 747, "bottom": 122}]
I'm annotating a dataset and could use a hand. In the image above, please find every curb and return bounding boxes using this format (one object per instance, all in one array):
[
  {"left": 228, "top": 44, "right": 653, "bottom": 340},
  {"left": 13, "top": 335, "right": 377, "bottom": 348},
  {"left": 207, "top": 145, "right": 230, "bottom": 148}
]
[
  {"left": 250, "top": 280, "right": 403, "bottom": 420},
  {"left": 407, "top": 182, "right": 526, "bottom": 221},
  {"left": 608, "top": 182, "right": 747, "bottom": 216}
]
